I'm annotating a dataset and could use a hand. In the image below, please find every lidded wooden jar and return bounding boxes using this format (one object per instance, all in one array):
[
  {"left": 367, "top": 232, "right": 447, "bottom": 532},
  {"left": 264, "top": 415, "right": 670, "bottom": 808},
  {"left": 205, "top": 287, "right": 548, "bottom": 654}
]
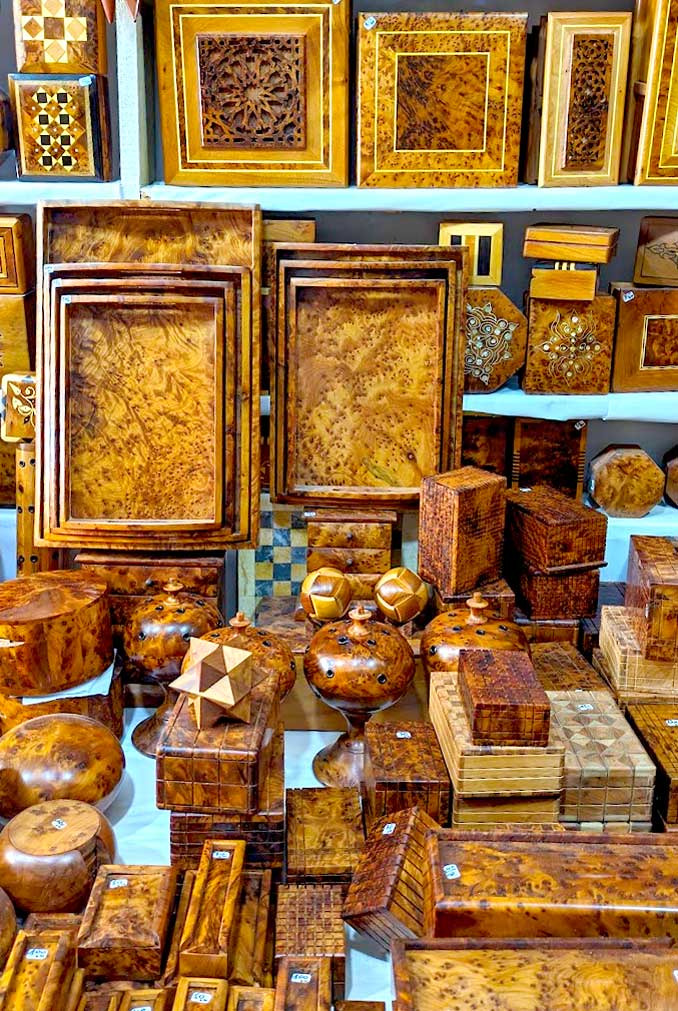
[
  {"left": 303, "top": 607, "right": 415, "bottom": 787},
  {"left": 200, "top": 612, "right": 296, "bottom": 700},
  {"left": 421, "top": 592, "right": 529, "bottom": 680}
]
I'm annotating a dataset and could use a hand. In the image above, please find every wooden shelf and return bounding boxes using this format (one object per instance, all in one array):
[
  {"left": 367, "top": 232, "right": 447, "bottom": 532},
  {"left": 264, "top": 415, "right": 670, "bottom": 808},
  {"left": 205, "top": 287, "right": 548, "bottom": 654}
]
[{"left": 463, "top": 383, "right": 678, "bottom": 423}]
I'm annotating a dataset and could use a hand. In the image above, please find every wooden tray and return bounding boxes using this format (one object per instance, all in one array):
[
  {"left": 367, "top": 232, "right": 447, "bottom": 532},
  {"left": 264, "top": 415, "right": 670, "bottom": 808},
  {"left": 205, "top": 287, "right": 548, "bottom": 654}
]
[
  {"left": 172, "top": 979, "right": 228, "bottom": 1011},
  {"left": 0, "top": 929, "right": 75, "bottom": 1011},
  {"left": 179, "top": 839, "right": 245, "bottom": 978}
]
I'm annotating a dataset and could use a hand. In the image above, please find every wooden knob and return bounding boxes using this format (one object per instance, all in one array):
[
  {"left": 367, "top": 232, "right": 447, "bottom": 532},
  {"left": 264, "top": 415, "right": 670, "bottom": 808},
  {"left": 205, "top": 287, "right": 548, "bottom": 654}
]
[
  {"left": 162, "top": 578, "right": 184, "bottom": 604},
  {"left": 347, "top": 606, "right": 373, "bottom": 640},
  {"left": 228, "top": 611, "right": 251, "bottom": 630},
  {"left": 465, "top": 591, "right": 489, "bottom": 626}
]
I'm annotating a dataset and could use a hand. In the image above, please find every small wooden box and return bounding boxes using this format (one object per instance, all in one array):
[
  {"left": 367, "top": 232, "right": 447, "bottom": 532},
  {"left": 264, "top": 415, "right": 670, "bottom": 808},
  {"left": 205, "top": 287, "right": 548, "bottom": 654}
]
[
  {"left": 514, "top": 569, "right": 601, "bottom": 621},
  {"left": 433, "top": 578, "right": 515, "bottom": 621},
  {"left": 273, "top": 957, "right": 331, "bottom": 1011},
  {"left": 228, "top": 987, "right": 275, "bottom": 1011},
  {"left": 611, "top": 285, "right": 678, "bottom": 392},
  {"left": 172, "top": 979, "right": 228, "bottom": 1011},
  {"left": 423, "top": 828, "right": 678, "bottom": 939},
  {"left": 461, "top": 414, "right": 513, "bottom": 478},
  {"left": 626, "top": 704, "right": 678, "bottom": 824},
  {"left": 305, "top": 510, "right": 396, "bottom": 582},
  {"left": 634, "top": 216, "right": 678, "bottom": 286},
  {"left": 157, "top": 871, "right": 196, "bottom": 990},
  {"left": 118, "top": 992, "right": 167, "bottom": 1011},
  {"left": 511, "top": 418, "right": 587, "bottom": 500},
  {"left": 157, "top": 675, "right": 279, "bottom": 814},
  {"left": 626, "top": 536, "right": 678, "bottom": 662},
  {"left": 531, "top": 642, "right": 609, "bottom": 692},
  {"left": 523, "top": 225, "right": 619, "bottom": 264},
  {"left": 530, "top": 264, "right": 598, "bottom": 301},
  {"left": 419, "top": 468, "right": 506, "bottom": 597},
  {"left": 0, "top": 216, "right": 34, "bottom": 294},
  {"left": 513, "top": 608, "right": 580, "bottom": 646},
  {"left": 275, "top": 886, "right": 344, "bottom": 1001},
  {"left": 363, "top": 722, "right": 451, "bottom": 829},
  {"left": 458, "top": 650, "right": 550, "bottom": 747},
  {"left": 230, "top": 869, "right": 272, "bottom": 987},
  {"left": 179, "top": 840, "right": 245, "bottom": 979},
  {"left": 342, "top": 807, "right": 439, "bottom": 951},
  {"left": 0, "top": 930, "right": 75, "bottom": 1011},
  {"left": 286, "top": 788, "right": 364, "bottom": 885},
  {"left": 506, "top": 486, "right": 607, "bottom": 572},
  {"left": 438, "top": 222, "right": 504, "bottom": 287},
  {"left": 464, "top": 287, "right": 527, "bottom": 392},
  {"left": 77, "top": 866, "right": 178, "bottom": 981}
]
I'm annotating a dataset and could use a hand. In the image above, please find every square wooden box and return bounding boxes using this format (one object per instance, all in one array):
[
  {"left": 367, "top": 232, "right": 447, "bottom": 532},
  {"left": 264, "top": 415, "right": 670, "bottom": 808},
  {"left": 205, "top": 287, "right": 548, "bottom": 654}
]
[
  {"left": 458, "top": 649, "right": 550, "bottom": 748},
  {"left": 523, "top": 225, "right": 619, "bottom": 264},
  {"left": 13, "top": 0, "right": 107, "bottom": 74},
  {"left": 286, "top": 787, "right": 364, "bottom": 885},
  {"left": 511, "top": 418, "right": 588, "bottom": 500},
  {"left": 611, "top": 284, "right": 678, "bottom": 391},
  {"left": 625, "top": 535, "right": 678, "bottom": 661}
]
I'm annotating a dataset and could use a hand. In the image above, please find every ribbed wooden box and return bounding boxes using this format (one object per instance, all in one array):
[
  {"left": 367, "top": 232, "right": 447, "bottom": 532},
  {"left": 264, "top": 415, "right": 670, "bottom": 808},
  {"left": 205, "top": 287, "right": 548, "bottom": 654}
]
[
  {"left": 342, "top": 807, "right": 439, "bottom": 952},
  {"left": 179, "top": 839, "right": 245, "bottom": 978},
  {"left": 458, "top": 650, "right": 550, "bottom": 747},
  {"left": 286, "top": 788, "right": 364, "bottom": 885},
  {"left": 423, "top": 829, "right": 678, "bottom": 939},
  {"left": 599, "top": 606, "right": 678, "bottom": 697},
  {"left": 156, "top": 674, "right": 279, "bottom": 814},
  {"left": 549, "top": 689, "right": 655, "bottom": 825},
  {"left": 419, "top": 468, "right": 506, "bottom": 596},
  {"left": 531, "top": 642, "right": 609, "bottom": 692},
  {"left": 626, "top": 704, "right": 678, "bottom": 825},
  {"left": 275, "top": 886, "right": 345, "bottom": 1003},
  {"left": 625, "top": 536, "right": 678, "bottom": 662},
  {"left": 363, "top": 722, "right": 450, "bottom": 829}
]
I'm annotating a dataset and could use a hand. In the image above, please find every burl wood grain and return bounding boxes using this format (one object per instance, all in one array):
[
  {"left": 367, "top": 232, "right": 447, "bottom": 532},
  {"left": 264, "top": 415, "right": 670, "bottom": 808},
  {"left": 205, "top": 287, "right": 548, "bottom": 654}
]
[
  {"left": 531, "top": 642, "right": 608, "bottom": 692},
  {"left": 335, "top": 1004, "right": 385, "bottom": 1011},
  {"left": 363, "top": 722, "right": 450, "bottom": 828},
  {"left": 358, "top": 12, "right": 527, "bottom": 187},
  {"left": 633, "top": 0, "right": 678, "bottom": 184},
  {"left": 229, "top": 869, "right": 272, "bottom": 987},
  {"left": 0, "top": 570, "right": 112, "bottom": 696},
  {"left": 0, "top": 714, "right": 124, "bottom": 818},
  {"left": 0, "top": 929, "right": 75, "bottom": 1011},
  {"left": 273, "top": 957, "right": 331, "bottom": 1011},
  {"left": 228, "top": 987, "right": 275, "bottom": 1011},
  {"left": 201, "top": 618, "right": 296, "bottom": 701},
  {"left": 611, "top": 284, "right": 678, "bottom": 391},
  {"left": 523, "top": 295, "right": 616, "bottom": 395},
  {"left": 626, "top": 535, "right": 678, "bottom": 661},
  {"left": 0, "top": 800, "right": 114, "bottom": 913},
  {"left": 173, "top": 978, "right": 228, "bottom": 1011},
  {"left": 663, "top": 445, "right": 678, "bottom": 506},
  {"left": 77, "top": 865, "right": 177, "bottom": 981},
  {"left": 179, "top": 839, "right": 245, "bottom": 979},
  {"left": 588, "top": 445, "right": 665, "bottom": 517},
  {"left": 627, "top": 703, "right": 678, "bottom": 823},
  {"left": 458, "top": 650, "right": 550, "bottom": 747},
  {"left": 419, "top": 467, "right": 506, "bottom": 596},
  {"left": 421, "top": 607, "right": 529, "bottom": 681},
  {"left": 286, "top": 788, "right": 364, "bottom": 884},
  {"left": 634, "top": 216, "right": 678, "bottom": 286},
  {"left": 461, "top": 414, "right": 512, "bottom": 477},
  {"left": 464, "top": 288, "right": 527, "bottom": 392},
  {"left": 117, "top": 991, "right": 167, "bottom": 1011},
  {"left": 0, "top": 216, "right": 34, "bottom": 295},
  {"left": 0, "top": 889, "right": 16, "bottom": 969},
  {"left": 511, "top": 418, "right": 587, "bottom": 499},
  {"left": 13, "top": 0, "right": 106, "bottom": 74}
]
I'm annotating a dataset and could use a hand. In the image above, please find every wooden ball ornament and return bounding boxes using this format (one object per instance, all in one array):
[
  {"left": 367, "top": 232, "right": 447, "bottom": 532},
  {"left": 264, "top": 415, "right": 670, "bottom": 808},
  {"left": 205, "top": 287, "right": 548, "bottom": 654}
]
[
  {"left": 300, "top": 567, "right": 352, "bottom": 622},
  {"left": 0, "top": 799, "right": 115, "bottom": 912},
  {"left": 199, "top": 612, "right": 296, "bottom": 700},
  {"left": 0, "top": 714, "right": 125, "bottom": 819},
  {"left": 374, "top": 566, "right": 429, "bottom": 623}
]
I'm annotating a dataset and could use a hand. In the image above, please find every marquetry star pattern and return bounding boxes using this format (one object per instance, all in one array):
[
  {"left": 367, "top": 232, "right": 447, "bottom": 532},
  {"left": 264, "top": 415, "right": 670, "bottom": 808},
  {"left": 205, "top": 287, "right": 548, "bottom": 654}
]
[{"left": 170, "top": 638, "right": 253, "bottom": 729}]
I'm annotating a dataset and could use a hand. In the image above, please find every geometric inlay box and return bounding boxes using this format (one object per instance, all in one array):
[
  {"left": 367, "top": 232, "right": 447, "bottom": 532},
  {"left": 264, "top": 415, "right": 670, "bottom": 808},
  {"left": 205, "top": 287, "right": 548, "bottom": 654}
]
[
  {"left": 155, "top": 0, "right": 349, "bottom": 185},
  {"left": 358, "top": 11, "right": 528, "bottom": 188},
  {"left": 14, "top": 0, "right": 106, "bottom": 74}
]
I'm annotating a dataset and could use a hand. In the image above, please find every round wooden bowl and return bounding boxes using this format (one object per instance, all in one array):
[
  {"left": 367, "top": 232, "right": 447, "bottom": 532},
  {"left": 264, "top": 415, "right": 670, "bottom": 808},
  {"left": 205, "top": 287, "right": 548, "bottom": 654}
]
[
  {"left": 0, "top": 800, "right": 115, "bottom": 912},
  {"left": 0, "top": 714, "right": 125, "bottom": 820}
]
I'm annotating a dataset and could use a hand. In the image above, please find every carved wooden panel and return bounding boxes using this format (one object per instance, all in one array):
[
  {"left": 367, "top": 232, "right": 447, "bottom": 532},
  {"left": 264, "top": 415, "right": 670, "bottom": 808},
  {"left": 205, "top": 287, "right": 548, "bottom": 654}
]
[
  {"left": 511, "top": 418, "right": 587, "bottom": 499},
  {"left": 13, "top": 0, "right": 106, "bottom": 74},
  {"left": 538, "top": 13, "right": 631, "bottom": 186},
  {"left": 155, "top": 0, "right": 348, "bottom": 186},
  {"left": 271, "top": 244, "right": 465, "bottom": 508},
  {"left": 464, "top": 287, "right": 527, "bottom": 392},
  {"left": 611, "top": 284, "right": 678, "bottom": 391},
  {"left": 9, "top": 73, "right": 110, "bottom": 179},
  {"left": 358, "top": 12, "right": 527, "bottom": 188},
  {"left": 630, "top": 0, "right": 678, "bottom": 183},
  {"left": 524, "top": 294, "right": 616, "bottom": 395},
  {"left": 634, "top": 217, "right": 678, "bottom": 285},
  {"left": 438, "top": 223, "right": 503, "bottom": 286}
]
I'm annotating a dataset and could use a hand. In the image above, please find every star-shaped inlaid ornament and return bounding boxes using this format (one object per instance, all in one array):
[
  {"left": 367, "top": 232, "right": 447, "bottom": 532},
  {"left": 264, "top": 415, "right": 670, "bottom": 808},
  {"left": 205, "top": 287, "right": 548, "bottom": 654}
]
[{"left": 170, "top": 638, "right": 253, "bottom": 728}]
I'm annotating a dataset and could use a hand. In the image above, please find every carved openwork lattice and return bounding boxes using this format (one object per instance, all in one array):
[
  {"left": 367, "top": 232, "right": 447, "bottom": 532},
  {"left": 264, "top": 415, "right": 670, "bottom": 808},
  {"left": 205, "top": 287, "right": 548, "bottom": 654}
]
[
  {"left": 197, "top": 34, "right": 306, "bottom": 149},
  {"left": 465, "top": 301, "right": 518, "bottom": 386},
  {"left": 541, "top": 309, "right": 603, "bottom": 385},
  {"left": 564, "top": 35, "right": 613, "bottom": 170}
]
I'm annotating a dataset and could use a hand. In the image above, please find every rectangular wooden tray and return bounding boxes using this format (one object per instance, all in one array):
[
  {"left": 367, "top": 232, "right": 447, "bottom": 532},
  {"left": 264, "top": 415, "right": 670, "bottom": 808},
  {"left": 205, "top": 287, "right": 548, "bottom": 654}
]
[
  {"left": 0, "top": 930, "right": 75, "bottom": 1011},
  {"left": 179, "top": 839, "right": 245, "bottom": 978}
]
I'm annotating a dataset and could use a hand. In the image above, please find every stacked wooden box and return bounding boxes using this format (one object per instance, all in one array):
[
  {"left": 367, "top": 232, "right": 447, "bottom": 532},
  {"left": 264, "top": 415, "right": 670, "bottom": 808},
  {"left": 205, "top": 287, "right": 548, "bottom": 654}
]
[{"left": 305, "top": 509, "right": 397, "bottom": 602}]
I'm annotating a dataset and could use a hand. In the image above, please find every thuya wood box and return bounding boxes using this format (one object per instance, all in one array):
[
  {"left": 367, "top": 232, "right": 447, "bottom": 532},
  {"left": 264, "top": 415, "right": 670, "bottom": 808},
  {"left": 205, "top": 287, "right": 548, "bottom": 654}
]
[
  {"left": 463, "top": 287, "right": 527, "bottom": 392},
  {"left": 523, "top": 225, "right": 619, "bottom": 264},
  {"left": 0, "top": 216, "right": 34, "bottom": 294},
  {"left": 179, "top": 839, "right": 245, "bottom": 979},
  {"left": 286, "top": 787, "right": 364, "bottom": 885},
  {"left": 117, "top": 991, "right": 167, "bottom": 1011},
  {"left": 461, "top": 414, "right": 513, "bottom": 478},
  {"left": 511, "top": 418, "right": 588, "bottom": 500},
  {"left": 228, "top": 987, "right": 275, "bottom": 1011},
  {"left": 611, "top": 284, "right": 678, "bottom": 391},
  {"left": 505, "top": 486, "right": 607, "bottom": 572},
  {"left": 531, "top": 641, "right": 609, "bottom": 692},
  {"left": 523, "top": 294, "right": 616, "bottom": 395},
  {"left": 588, "top": 445, "right": 664, "bottom": 518},
  {"left": 418, "top": 467, "right": 505, "bottom": 597},
  {"left": 579, "top": 582, "right": 626, "bottom": 659},
  {"left": 362, "top": 722, "right": 450, "bottom": 829},
  {"left": 451, "top": 792, "right": 561, "bottom": 828},
  {"left": 513, "top": 568, "right": 601, "bottom": 621},
  {"left": 428, "top": 673, "right": 565, "bottom": 799},
  {"left": 342, "top": 806, "right": 439, "bottom": 951},
  {"left": 513, "top": 608, "right": 580, "bottom": 646},
  {"left": 156, "top": 673, "right": 279, "bottom": 814},
  {"left": 0, "top": 929, "right": 76, "bottom": 1011},
  {"left": 422, "top": 828, "right": 678, "bottom": 939},
  {"left": 548, "top": 689, "right": 655, "bottom": 825},
  {"left": 273, "top": 957, "right": 331, "bottom": 1011},
  {"left": 625, "top": 536, "right": 678, "bottom": 662},
  {"left": 77, "top": 865, "right": 178, "bottom": 981},
  {"left": 458, "top": 650, "right": 550, "bottom": 748},
  {"left": 156, "top": 871, "right": 195, "bottom": 990},
  {"left": 433, "top": 578, "right": 515, "bottom": 621},
  {"left": 275, "top": 885, "right": 344, "bottom": 1001},
  {"left": 438, "top": 222, "right": 504, "bottom": 287},
  {"left": 391, "top": 937, "right": 678, "bottom": 1011},
  {"left": 230, "top": 869, "right": 272, "bottom": 987},
  {"left": 172, "top": 978, "right": 228, "bottom": 1011},
  {"left": 626, "top": 704, "right": 678, "bottom": 824},
  {"left": 627, "top": 0, "right": 678, "bottom": 184},
  {"left": 13, "top": 0, "right": 107, "bottom": 75}
]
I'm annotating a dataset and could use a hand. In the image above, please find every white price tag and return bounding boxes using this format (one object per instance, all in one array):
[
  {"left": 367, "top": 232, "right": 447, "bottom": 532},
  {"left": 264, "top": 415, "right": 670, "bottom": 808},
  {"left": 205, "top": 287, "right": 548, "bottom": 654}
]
[
  {"left": 577, "top": 704, "right": 594, "bottom": 712},
  {"left": 291, "top": 972, "right": 312, "bottom": 983},
  {"left": 212, "top": 850, "right": 232, "bottom": 859},
  {"left": 131, "top": 1005, "right": 153, "bottom": 1011},
  {"left": 622, "top": 290, "right": 635, "bottom": 302},
  {"left": 666, "top": 720, "right": 678, "bottom": 728},
  {"left": 190, "top": 994, "right": 213, "bottom": 1004},
  {"left": 26, "top": 948, "right": 48, "bottom": 960},
  {"left": 395, "top": 731, "right": 412, "bottom": 739},
  {"left": 51, "top": 818, "right": 67, "bottom": 830},
  {"left": 108, "top": 878, "right": 128, "bottom": 889},
  {"left": 443, "top": 863, "right": 461, "bottom": 880},
  {"left": 382, "top": 823, "right": 396, "bottom": 835},
  {"left": 673, "top": 969, "right": 678, "bottom": 983}
]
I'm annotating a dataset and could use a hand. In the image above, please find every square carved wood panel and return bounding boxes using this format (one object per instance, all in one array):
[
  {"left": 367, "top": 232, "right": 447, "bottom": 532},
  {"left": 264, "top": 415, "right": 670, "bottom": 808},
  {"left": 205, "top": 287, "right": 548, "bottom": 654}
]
[
  {"left": 13, "top": 0, "right": 106, "bottom": 74},
  {"left": 358, "top": 12, "right": 527, "bottom": 188},
  {"left": 271, "top": 244, "right": 466, "bottom": 507},
  {"left": 155, "top": 0, "right": 348, "bottom": 186},
  {"left": 9, "top": 72, "right": 110, "bottom": 179},
  {"left": 538, "top": 13, "right": 631, "bottom": 187},
  {"left": 612, "top": 284, "right": 678, "bottom": 391}
]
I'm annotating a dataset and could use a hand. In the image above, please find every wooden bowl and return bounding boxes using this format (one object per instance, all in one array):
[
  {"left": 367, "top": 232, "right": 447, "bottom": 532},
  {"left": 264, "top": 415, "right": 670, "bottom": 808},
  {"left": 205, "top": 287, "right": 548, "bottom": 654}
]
[
  {"left": 0, "top": 714, "right": 125, "bottom": 820},
  {"left": 0, "top": 800, "right": 115, "bottom": 912}
]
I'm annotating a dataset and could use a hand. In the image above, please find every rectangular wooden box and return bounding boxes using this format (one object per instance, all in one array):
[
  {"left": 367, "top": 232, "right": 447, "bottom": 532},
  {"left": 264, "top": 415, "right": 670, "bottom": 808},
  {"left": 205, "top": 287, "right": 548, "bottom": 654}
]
[
  {"left": 458, "top": 650, "right": 550, "bottom": 747},
  {"left": 506, "top": 486, "right": 608, "bottom": 572},
  {"left": 599, "top": 606, "right": 678, "bottom": 697},
  {"left": 274, "top": 885, "right": 344, "bottom": 1001},
  {"left": 118, "top": 992, "right": 166, "bottom": 1011},
  {"left": 228, "top": 988, "right": 275, "bottom": 1011},
  {"left": 523, "top": 294, "right": 616, "bottom": 395},
  {"left": 179, "top": 839, "right": 245, "bottom": 978},
  {"left": 634, "top": 216, "right": 678, "bottom": 286},
  {"left": 0, "top": 930, "right": 75, "bottom": 1011},
  {"left": 451, "top": 793, "right": 561, "bottom": 828},
  {"left": 423, "top": 829, "right": 678, "bottom": 938},
  {"left": 342, "top": 807, "right": 439, "bottom": 952},
  {"left": 418, "top": 468, "right": 505, "bottom": 597},
  {"left": 625, "top": 536, "right": 678, "bottom": 661},
  {"left": 461, "top": 413, "right": 513, "bottom": 478},
  {"left": 531, "top": 264, "right": 599, "bottom": 301},
  {"left": 273, "top": 957, "right": 331, "bottom": 1011},
  {"left": 514, "top": 567, "right": 601, "bottom": 621},
  {"left": 429, "top": 673, "right": 565, "bottom": 798},
  {"left": 523, "top": 225, "right": 619, "bottom": 263},
  {"left": 549, "top": 689, "right": 655, "bottom": 824},
  {"left": 172, "top": 979, "right": 228, "bottom": 1011},
  {"left": 512, "top": 418, "right": 587, "bottom": 500},
  {"left": 392, "top": 937, "right": 677, "bottom": 1011},
  {"left": 611, "top": 285, "right": 678, "bottom": 391},
  {"left": 513, "top": 608, "right": 580, "bottom": 646},
  {"left": 627, "top": 703, "right": 678, "bottom": 824},
  {"left": 77, "top": 866, "right": 177, "bottom": 981},
  {"left": 433, "top": 578, "right": 515, "bottom": 621},
  {"left": 629, "top": 0, "right": 678, "bottom": 184},
  {"left": 157, "top": 674, "right": 279, "bottom": 814},
  {"left": 230, "top": 869, "right": 272, "bottom": 987},
  {"left": 531, "top": 641, "right": 609, "bottom": 693},
  {"left": 363, "top": 722, "right": 451, "bottom": 829},
  {"left": 286, "top": 788, "right": 364, "bottom": 885}
]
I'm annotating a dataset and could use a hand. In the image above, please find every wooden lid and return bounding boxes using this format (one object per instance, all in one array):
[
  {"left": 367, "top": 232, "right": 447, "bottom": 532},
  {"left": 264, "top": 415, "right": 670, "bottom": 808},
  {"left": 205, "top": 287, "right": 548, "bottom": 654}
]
[
  {"left": 7, "top": 800, "right": 101, "bottom": 855},
  {"left": 524, "top": 224, "right": 619, "bottom": 247},
  {"left": 0, "top": 571, "right": 109, "bottom": 622}
]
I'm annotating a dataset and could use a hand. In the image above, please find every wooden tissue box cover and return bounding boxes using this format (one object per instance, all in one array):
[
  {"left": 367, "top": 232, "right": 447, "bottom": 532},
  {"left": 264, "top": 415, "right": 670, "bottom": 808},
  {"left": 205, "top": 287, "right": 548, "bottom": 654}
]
[
  {"left": 599, "top": 606, "right": 678, "bottom": 697},
  {"left": 626, "top": 704, "right": 678, "bottom": 824},
  {"left": 363, "top": 722, "right": 450, "bottom": 828},
  {"left": 505, "top": 486, "right": 608, "bottom": 571},
  {"left": 173, "top": 978, "right": 228, "bottom": 1011},
  {"left": 157, "top": 674, "right": 279, "bottom": 814},
  {"left": 273, "top": 957, "right": 331, "bottom": 1011},
  {"left": 392, "top": 937, "right": 678, "bottom": 1011},
  {"left": 423, "top": 829, "right": 678, "bottom": 938},
  {"left": 428, "top": 673, "right": 565, "bottom": 798},
  {"left": 286, "top": 788, "right": 364, "bottom": 884},
  {"left": 179, "top": 839, "right": 245, "bottom": 978},
  {"left": 0, "top": 929, "right": 75, "bottom": 1011},
  {"left": 549, "top": 689, "right": 655, "bottom": 824},
  {"left": 77, "top": 865, "right": 178, "bottom": 980},
  {"left": 230, "top": 869, "right": 272, "bottom": 987},
  {"left": 418, "top": 468, "right": 505, "bottom": 597},
  {"left": 531, "top": 642, "right": 609, "bottom": 692},
  {"left": 625, "top": 536, "right": 678, "bottom": 662},
  {"left": 458, "top": 650, "right": 550, "bottom": 747},
  {"left": 523, "top": 225, "right": 619, "bottom": 264},
  {"left": 342, "top": 807, "right": 439, "bottom": 951}
]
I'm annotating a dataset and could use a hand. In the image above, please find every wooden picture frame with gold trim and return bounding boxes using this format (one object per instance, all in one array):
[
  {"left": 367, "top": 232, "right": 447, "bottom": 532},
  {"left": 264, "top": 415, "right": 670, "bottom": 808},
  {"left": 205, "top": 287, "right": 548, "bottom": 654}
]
[{"left": 438, "top": 223, "right": 503, "bottom": 287}]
